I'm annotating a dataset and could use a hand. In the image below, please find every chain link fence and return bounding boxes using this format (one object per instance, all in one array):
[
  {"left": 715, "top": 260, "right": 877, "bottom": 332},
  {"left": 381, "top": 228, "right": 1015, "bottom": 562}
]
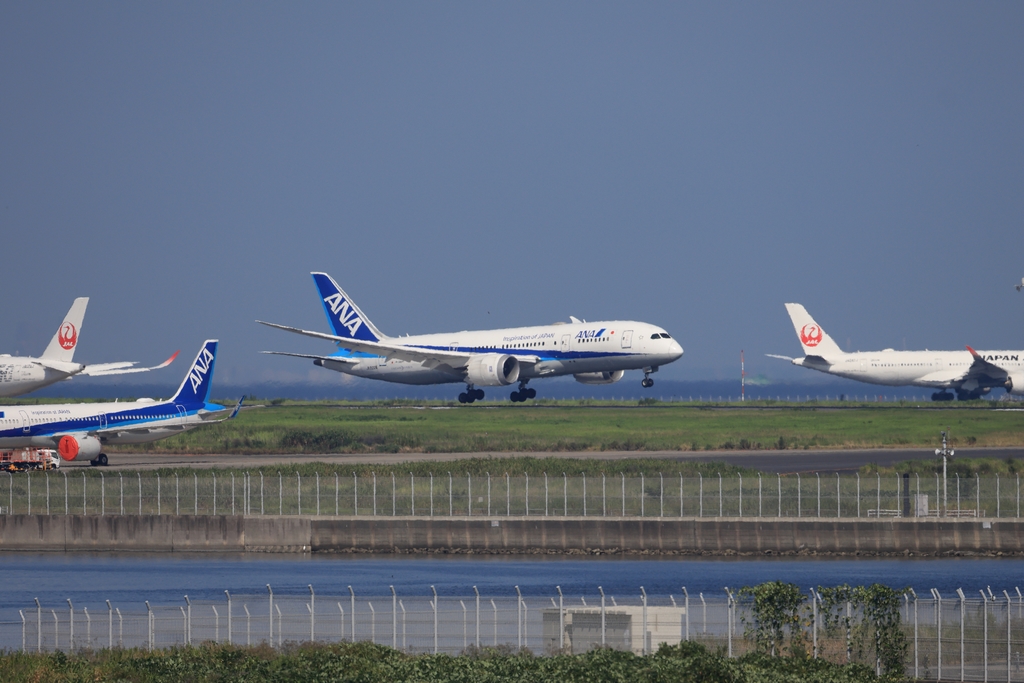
[
  {"left": 5, "top": 584, "right": 1024, "bottom": 681},
  {"left": 0, "top": 470, "right": 1020, "bottom": 519}
]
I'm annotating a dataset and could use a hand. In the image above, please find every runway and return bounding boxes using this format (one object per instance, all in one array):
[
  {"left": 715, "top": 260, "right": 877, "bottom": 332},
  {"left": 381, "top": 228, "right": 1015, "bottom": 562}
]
[{"left": 69, "top": 446, "right": 1024, "bottom": 473}]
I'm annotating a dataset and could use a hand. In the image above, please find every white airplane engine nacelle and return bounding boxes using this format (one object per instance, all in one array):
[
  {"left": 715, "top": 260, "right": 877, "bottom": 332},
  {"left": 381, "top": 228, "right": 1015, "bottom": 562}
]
[
  {"left": 465, "top": 354, "right": 520, "bottom": 386},
  {"left": 1005, "top": 373, "right": 1024, "bottom": 395},
  {"left": 574, "top": 370, "right": 625, "bottom": 385},
  {"left": 57, "top": 434, "right": 102, "bottom": 461}
]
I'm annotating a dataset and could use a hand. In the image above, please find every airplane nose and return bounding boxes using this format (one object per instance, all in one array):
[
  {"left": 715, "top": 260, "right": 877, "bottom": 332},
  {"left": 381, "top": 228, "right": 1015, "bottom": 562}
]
[{"left": 669, "top": 341, "right": 683, "bottom": 358}]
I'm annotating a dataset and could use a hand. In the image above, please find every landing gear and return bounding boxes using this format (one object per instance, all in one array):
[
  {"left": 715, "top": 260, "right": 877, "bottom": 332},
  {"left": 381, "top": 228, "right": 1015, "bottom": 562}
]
[
  {"left": 931, "top": 391, "right": 954, "bottom": 402},
  {"left": 458, "top": 386, "right": 485, "bottom": 404},
  {"left": 510, "top": 381, "right": 536, "bottom": 403},
  {"left": 90, "top": 453, "right": 108, "bottom": 467},
  {"left": 956, "top": 389, "right": 985, "bottom": 401},
  {"left": 642, "top": 366, "right": 657, "bottom": 388}
]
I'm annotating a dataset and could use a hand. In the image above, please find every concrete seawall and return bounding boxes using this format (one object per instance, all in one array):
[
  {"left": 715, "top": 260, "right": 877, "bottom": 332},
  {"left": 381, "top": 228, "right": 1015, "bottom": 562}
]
[{"left": 0, "top": 515, "right": 1021, "bottom": 555}]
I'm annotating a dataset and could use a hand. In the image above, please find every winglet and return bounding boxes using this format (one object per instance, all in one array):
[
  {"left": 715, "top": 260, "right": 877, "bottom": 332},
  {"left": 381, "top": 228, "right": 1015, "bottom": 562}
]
[
  {"left": 228, "top": 397, "right": 244, "bottom": 419},
  {"left": 966, "top": 345, "right": 981, "bottom": 358},
  {"left": 156, "top": 350, "right": 180, "bottom": 368}
]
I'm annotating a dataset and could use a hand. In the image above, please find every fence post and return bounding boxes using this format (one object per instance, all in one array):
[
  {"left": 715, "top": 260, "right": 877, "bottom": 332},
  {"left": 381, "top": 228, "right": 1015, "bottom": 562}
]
[
  {"left": 469, "top": 473, "right": 472, "bottom": 517},
  {"left": 555, "top": 586, "right": 563, "bottom": 651},
  {"left": 212, "top": 473, "right": 216, "bottom": 515},
  {"left": 738, "top": 474, "right": 742, "bottom": 517},
  {"left": 778, "top": 473, "right": 781, "bottom": 517},
  {"left": 432, "top": 585, "right": 439, "bottom": 654},
  {"left": 977, "top": 473, "right": 981, "bottom": 517},
  {"left": 682, "top": 587, "right": 689, "bottom": 640},
  {"left": 316, "top": 473, "right": 320, "bottom": 516},
  {"left": 525, "top": 473, "right": 529, "bottom": 516},
  {"left": 106, "top": 599, "right": 113, "bottom": 649},
  {"left": 193, "top": 473, "right": 197, "bottom": 514},
  {"left": 506, "top": 473, "right": 510, "bottom": 516},
  {"left": 297, "top": 472, "right": 302, "bottom": 515},
  {"left": 857, "top": 473, "right": 861, "bottom": 517},
  {"left": 544, "top": 473, "right": 548, "bottom": 516},
  {"left": 909, "top": 589, "right": 918, "bottom": 678},
  {"left": 225, "top": 590, "right": 232, "bottom": 645},
  {"left": 816, "top": 473, "right": 820, "bottom": 518},
  {"left": 1004, "top": 590, "right": 1012, "bottom": 683},
  {"left": 145, "top": 601, "right": 153, "bottom": 651},
  {"left": 390, "top": 586, "right": 397, "bottom": 648},
  {"left": 758, "top": 473, "right": 762, "bottom": 517},
  {"left": 266, "top": 585, "right": 273, "bottom": 642},
  {"left": 309, "top": 584, "right": 315, "bottom": 642},
  {"left": 641, "top": 586, "right": 649, "bottom": 655},
  {"left": 997, "top": 474, "right": 1000, "bottom": 518},
  {"left": 391, "top": 473, "right": 395, "bottom": 516},
  {"left": 429, "top": 473, "right": 433, "bottom": 517},
  {"left": 603, "top": 473, "right": 607, "bottom": 517},
  {"left": 243, "top": 604, "right": 251, "bottom": 646},
  {"left": 725, "top": 587, "right": 732, "bottom": 658},
  {"left": 373, "top": 472, "right": 377, "bottom": 516},
  {"left": 64, "top": 471, "right": 68, "bottom": 515},
  {"left": 837, "top": 473, "right": 841, "bottom": 518},
  {"left": 67, "top": 598, "right": 74, "bottom": 650},
  {"left": 35, "top": 597, "right": 41, "bottom": 653},
  {"left": 515, "top": 585, "right": 523, "bottom": 650},
  {"left": 718, "top": 473, "right": 723, "bottom": 517},
  {"left": 583, "top": 473, "right": 586, "bottom": 516},
  {"left": 957, "top": 588, "right": 966, "bottom": 682},
  {"left": 681, "top": 473, "right": 684, "bottom": 517},
  {"left": 448, "top": 472, "right": 452, "bottom": 516},
  {"left": 980, "top": 590, "right": 989, "bottom": 682},
  {"left": 598, "top": 586, "right": 606, "bottom": 647},
  {"left": 349, "top": 585, "right": 356, "bottom": 641},
  {"left": 699, "top": 473, "right": 703, "bottom": 517},
  {"left": 622, "top": 472, "right": 626, "bottom": 516},
  {"left": 797, "top": 473, "right": 801, "bottom": 517},
  {"left": 660, "top": 473, "right": 664, "bottom": 517},
  {"left": 410, "top": 473, "right": 415, "bottom": 515},
  {"left": 487, "top": 472, "right": 492, "bottom": 516},
  {"left": 809, "top": 588, "right": 817, "bottom": 658}
]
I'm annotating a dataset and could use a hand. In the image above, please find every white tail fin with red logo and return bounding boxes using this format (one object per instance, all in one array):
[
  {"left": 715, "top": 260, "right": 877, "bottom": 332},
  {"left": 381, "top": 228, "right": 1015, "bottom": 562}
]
[
  {"left": 41, "top": 298, "right": 89, "bottom": 362},
  {"left": 784, "top": 303, "right": 845, "bottom": 359}
]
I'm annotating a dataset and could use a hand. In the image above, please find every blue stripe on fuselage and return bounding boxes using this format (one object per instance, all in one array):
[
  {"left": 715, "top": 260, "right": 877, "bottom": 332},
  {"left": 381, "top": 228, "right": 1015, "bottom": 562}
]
[{"left": 0, "top": 400, "right": 222, "bottom": 440}]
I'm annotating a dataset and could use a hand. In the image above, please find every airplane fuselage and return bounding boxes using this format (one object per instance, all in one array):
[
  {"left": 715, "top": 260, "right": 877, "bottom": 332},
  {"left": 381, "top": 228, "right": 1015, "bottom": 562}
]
[
  {"left": 321, "top": 321, "right": 682, "bottom": 385},
  {"left": 0, "top": 398, "right": 220, "bottom": 448},
  {"left": 795, "top": 348, "right": 1024, "bottom": 391},
  {"left": 0, "top": 355, "right": 81, "bottom": 397}
]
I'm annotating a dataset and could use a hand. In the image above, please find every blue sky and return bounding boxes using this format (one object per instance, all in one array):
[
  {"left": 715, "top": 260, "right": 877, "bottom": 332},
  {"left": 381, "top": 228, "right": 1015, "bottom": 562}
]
[{"left": 2, "top": 3, "right": 1022, "bottom": 389}]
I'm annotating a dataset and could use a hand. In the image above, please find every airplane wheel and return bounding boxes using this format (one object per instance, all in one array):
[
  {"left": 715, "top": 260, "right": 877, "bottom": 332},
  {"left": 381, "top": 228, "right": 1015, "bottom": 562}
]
[
  {"left": 98, "top": 453, "right": 108, "bottom": 466},
  {"left": 458, "top": 392, "right": 469, "bottom": 404},
  {"left": 642, "top": 378, "right": 654, "bottom": 388},
  {"left": 526, "top": 388, "right": 537, "bottom": 399},
  {"left": 510, "top": 391, "right": 522, "bottom": 402},
  {"left": 473, "top": 389, "right": 485, "bottom": 401}
]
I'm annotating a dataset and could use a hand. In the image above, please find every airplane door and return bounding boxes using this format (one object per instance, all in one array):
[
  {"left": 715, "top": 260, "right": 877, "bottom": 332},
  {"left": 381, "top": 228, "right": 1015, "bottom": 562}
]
[
  {"left": 377, "top": 355, "right": 388, "bottom": 369},
  {"left": 19, "top": 410, "right": 30, "bottom": 434},
  {"left": 561, "top": 334, "right": 570, "bottom": 354},
  {"left": 621, "top": 330, "right": 633, "bottom": 349},
  {"left": 175, "top": 404, "right": 187, "bottom": 425},
  {"left": 99, "top": 413, "right": 107, "bottom": 429}
]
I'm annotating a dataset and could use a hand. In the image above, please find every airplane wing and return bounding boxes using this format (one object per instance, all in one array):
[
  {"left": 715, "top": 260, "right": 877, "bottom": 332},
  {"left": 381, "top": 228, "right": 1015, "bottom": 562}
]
[
  {"left": 257, "top": 320, "right": 475, "bottom": 368},
  {"left": 261, "top": 351, "right": 358, "bottom": 365},
  {"left": 765, "top": 354, "right": 795, "bottom": 361},
  {"left": 915, "top": 346, "right": 1010, "bottom": 388},
  {"left": 79, "top": 350, "right": 180, "bottom": 377}
]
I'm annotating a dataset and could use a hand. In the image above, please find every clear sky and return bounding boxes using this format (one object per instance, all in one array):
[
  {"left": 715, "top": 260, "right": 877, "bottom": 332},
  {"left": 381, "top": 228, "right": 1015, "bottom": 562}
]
[{"left": 2, "top": 3, "right": 1022, "bottom": 389}]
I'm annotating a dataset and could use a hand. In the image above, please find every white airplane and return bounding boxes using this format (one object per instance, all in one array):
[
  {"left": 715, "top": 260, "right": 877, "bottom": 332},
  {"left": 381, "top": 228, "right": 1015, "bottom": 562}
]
[
  {"left": 259, "top": 272, "right": 684, "bottom": 403},
  {"left": 0, "top": 340, "right": 240, "bottom": 466},
  {"left": 770, "top": 303, "right": 1024, "bottom": 401},
  {"left": 0, "top": 297, "right": 178, "bottom": 397}
]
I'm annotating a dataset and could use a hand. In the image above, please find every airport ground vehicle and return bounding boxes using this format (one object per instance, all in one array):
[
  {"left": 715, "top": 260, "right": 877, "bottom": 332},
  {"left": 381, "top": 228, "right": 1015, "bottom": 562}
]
[{"left": 0, "top": 448, "right": 59, "bottom": 472}]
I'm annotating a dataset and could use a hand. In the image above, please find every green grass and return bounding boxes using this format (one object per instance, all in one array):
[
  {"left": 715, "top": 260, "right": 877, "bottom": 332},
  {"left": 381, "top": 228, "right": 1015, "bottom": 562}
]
[
  {"left": 0, "top": 641, "right": 880, "bottom": 683},
  {"left": 103, "top": 401, "right": 1024, "bottom": 456}
]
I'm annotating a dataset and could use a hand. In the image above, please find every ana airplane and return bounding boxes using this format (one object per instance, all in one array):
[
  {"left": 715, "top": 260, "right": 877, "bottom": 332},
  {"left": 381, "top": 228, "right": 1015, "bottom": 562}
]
[
  {"left": 1, "top": 297, "right": 178, "bottom": 397},
  {"left": 769, "top": 303, "right": 1024, "bottom": 401},
  {"left": 0, "top": 340, "right": 239, "bottom": 466},
  {"left": 259, "top": 273, "right": 684, "bottom": 403}
]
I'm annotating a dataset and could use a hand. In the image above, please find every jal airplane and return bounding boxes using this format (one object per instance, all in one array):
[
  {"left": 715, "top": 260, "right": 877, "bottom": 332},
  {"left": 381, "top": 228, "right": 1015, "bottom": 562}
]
[
  {"left": 259, "top": 273, "right": 684, "bottom": 403},
  {"left": 770, "top": 303, "right": 1024, "bottom": 401},
  {"left": 0, "top": 297, "right": 178, "bottom": 397},
  {"left": 0, "top": 340, "right": 239, "bottom": 466}
]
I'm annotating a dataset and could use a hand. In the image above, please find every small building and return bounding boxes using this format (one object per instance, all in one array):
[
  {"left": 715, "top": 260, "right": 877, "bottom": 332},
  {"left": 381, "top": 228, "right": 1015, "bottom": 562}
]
[{"left": 541, "top": 605, "right": 687, "bottom": 654}]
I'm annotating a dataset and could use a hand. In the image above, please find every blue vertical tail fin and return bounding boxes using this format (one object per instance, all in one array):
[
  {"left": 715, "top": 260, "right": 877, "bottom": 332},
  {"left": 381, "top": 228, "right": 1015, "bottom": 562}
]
[
  {"left": 170, "top": 340, "right": 219, "bottom": 405},
  {"left": 311, "top": 272, "right": 384, "bottom": 342}
]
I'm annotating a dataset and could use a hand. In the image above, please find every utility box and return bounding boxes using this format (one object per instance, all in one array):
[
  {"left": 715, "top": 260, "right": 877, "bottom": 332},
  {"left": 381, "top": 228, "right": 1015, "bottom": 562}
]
[
  {"left": 914, "top": 494, "right": 929, "bottom": 517},
  {"left": 542, "top": 605, "right": 686, "bottom": 654}
]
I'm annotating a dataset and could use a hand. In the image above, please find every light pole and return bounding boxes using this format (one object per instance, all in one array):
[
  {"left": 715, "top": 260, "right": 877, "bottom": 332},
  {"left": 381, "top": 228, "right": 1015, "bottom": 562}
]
[{"left": 935, "top": 430, "right": 953, "bottom": 516}]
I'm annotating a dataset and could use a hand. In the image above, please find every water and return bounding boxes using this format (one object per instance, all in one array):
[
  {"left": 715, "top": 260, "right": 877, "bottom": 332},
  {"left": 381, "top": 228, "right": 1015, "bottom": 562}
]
[{"left": 0, "top": 552, "right": 1020, "bottom": 611}]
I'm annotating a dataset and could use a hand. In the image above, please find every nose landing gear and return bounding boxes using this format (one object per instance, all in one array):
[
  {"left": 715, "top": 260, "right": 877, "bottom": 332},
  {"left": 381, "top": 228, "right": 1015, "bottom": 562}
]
[
  {"left": 510, "top": 381, "right": 536, "bottom": 403},
  {"left": 458, "top": 386, "right": 485, "bottom": 404},
  {"left": 642, "top": 366, "right": 657, "bottom": 388}
]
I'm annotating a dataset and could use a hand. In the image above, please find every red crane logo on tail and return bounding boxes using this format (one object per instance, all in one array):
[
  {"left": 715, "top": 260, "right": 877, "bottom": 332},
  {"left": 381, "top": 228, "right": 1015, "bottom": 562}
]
[
  {"left": 58, "top": 323, "right": 78, "bottom": 350},
  {"left": 800, "top": 324, "right": 823, "bottom": 347}
]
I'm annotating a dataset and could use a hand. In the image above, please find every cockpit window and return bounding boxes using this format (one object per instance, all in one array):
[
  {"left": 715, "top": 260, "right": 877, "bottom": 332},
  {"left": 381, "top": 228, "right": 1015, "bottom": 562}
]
[
  {"left": 661, "top": 333, "right": 671, "bottom": 339},
  {"left": 650, "top": 333, "right": 661, "bottom": 339}
]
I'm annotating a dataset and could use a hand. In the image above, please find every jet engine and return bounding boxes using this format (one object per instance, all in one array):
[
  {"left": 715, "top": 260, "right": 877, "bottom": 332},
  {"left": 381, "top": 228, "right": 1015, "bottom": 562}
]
[
  {"left": 465, "top": 354, "right": 520, "bottom": 386},
  {"left": 57, "top": 434, "right": 102, "bottom": 461},
  {"left": 1005, "top": 373, "right": 1024, "bottom": 395},
  {"left": 574, "top": 370, "right": 625, "bottom": 385}
]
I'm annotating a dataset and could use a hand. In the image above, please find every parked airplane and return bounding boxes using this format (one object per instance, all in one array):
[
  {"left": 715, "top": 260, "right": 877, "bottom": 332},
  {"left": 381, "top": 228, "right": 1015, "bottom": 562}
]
[
  {"left": 0, "top": 297, "right": 178, "bottom": 397},
  {"left": 259, "top": 273, "right": 684, "bottom": 403},
  {"left": 0, "top": 340, "right": 239, "bottom": 466},
  {"left": 769, "top": 303, "right": 1024, "bottom": 401}
]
